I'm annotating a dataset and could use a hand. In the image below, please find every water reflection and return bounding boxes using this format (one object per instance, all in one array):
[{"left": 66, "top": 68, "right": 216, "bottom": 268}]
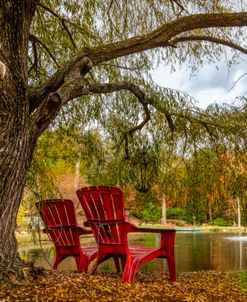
[
  {"left": 19, "top": 232, "right": 247, "bottom": 273},
  {"left": 175, "top": 232, "right": 247, "bottom": 272}
]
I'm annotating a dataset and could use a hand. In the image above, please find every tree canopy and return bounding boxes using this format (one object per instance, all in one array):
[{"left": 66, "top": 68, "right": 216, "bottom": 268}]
[{"left": 27, "top": 1, "right": 247, "bottom": 184}]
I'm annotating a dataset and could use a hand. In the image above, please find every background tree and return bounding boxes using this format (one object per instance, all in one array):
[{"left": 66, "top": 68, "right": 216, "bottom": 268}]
[{"left": 0, "top": 0, "right": 247, "bottom": 276}]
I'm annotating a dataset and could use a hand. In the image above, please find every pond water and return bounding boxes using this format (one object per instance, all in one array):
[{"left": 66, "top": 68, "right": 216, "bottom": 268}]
[{"left": 19, "top": 232, "right": 247, "bottom": 273}]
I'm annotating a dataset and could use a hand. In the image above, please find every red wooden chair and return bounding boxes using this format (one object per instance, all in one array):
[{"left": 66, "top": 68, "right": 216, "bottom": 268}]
[
  {"left": 76, "top": 186, "right": 176, "bottom": 283},
  {"left": 36, "top": 199, "right": 97, "bottom": 272}
]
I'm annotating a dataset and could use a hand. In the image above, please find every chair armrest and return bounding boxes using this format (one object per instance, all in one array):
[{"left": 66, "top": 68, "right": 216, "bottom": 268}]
[
  {"left": 126, "top": 222, "right": 175, "bottom": 234},
  {"left": 126, "top": 222, "right": 176, "bottom": 250}
]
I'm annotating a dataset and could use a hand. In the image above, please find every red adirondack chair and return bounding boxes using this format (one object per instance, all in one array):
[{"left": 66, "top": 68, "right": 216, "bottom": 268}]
[
  {"left": 76, "top": 186, "right": 176, "bottom": 283},
  {"left": 36, "top": 199, "right": 97, "bottom": 272}
]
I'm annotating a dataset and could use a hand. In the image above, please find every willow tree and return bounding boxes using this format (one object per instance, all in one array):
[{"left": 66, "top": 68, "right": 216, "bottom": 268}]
[{"left": 0, "top": 0, "right": 247, "bottom": 275}]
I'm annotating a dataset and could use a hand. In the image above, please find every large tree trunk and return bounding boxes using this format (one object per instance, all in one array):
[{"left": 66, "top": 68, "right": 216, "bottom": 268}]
[
  {"left": 0, "top": 0, "right": 37, "bottom": 275},
  {"left": 0, "top": 125, "right": 36, "bottom": 274},
  {"left": 0, "top": 78, "right": 37, "bottom": 274}
]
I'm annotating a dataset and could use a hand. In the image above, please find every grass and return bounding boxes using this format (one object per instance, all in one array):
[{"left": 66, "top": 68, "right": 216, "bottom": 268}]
[
  {"left": 231, "top": 271, "right": 247, "bottom": 292},
  {"left": 16, "top": 232, "right": 95, "bottom": 250}
]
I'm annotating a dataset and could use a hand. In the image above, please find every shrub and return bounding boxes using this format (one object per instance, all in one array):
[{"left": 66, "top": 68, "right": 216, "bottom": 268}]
[
  {"left": 141, "top": 202, "right": 162, "bottom": 223},
  {"left": 184, "top": 198, "right": 207, "bottom": 224},
  {"left": 16, "top": 203, "right": 29, "bottom": 229},
  {"left": 166, "top": 208, "right": 184, "bottom": 220},
  {"left": 131, "top": 191, "right": 162, "bottom": 223},
  {"left": 132, "top": 202, "right": 161, "bottom": 223},
  {"left": 208, "top": 218, "right": 229, "bottom": 227}
]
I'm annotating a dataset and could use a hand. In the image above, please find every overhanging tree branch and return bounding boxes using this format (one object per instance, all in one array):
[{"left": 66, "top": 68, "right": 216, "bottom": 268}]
[
  {"left": 29, "top": 56, "right": 93, "bottom": 113},
  {"left": 91, "top": 82, "right": 151, "bottom": 134},
  {"left": 88, "top": 12, "right": 247, "bottom": 64},
  {"left": 32, "top": 73, "right": 241, "bottom": 138},
  {"left": 32, "top": 80, "right": 152, "bottom": 136},
  {"left": 85, "top": 82, "right": 233, "bottom": 132},
  {"left": 89, "top": 81, "right": 151, "bottom": 159},
  {"left": 29, "top": 11, "right": 247, "bottom": 112},
  {"left": 83, "top": 81, "right": 237, "bottom": 159},
  {"left": 169, "top": 35, "right": 247, "bottom": 54}
]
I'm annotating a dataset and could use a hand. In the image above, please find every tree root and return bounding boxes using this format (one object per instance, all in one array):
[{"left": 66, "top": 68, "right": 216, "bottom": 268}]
[{"left": 0, "top": 262, "right": 47, "bottom": 286}]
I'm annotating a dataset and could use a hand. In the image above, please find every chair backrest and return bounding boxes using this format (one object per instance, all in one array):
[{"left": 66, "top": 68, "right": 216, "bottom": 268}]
[
  {"left": 36, "top": 199, "right": 80, "bottom": 247},
  {"left": 76, "top": 186, "right": 128, "bottom": 246}
]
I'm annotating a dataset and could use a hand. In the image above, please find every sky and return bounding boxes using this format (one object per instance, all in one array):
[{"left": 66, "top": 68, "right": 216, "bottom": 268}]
[{"left": 151, "top": 57, "right": 247, "bottom": 109}]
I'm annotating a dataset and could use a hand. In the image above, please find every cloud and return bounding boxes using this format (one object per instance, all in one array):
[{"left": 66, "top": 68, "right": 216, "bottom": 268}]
[{"left": 151, "top": 59, "right": 247, "bottom": 108}]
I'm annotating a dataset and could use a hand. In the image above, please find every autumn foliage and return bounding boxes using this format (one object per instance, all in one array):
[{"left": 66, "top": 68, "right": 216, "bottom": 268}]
[{"left": 0, "top": 271, "right": 247, "bottom": 302}]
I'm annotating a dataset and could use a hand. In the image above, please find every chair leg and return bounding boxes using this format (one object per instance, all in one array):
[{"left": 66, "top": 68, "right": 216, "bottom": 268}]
[
  {"left": 121, "top": 257, "right": 126, "bottom": 271},
  {"left": 113, "top": 257, "right": 121, "bottom": 272},
  {"left": 75, "top": 255, "right": 81, "bottom": 272},
  {"left": 53, "top": 254, "right": 66, "bottom": 270},
  {"left": 167, "top": 255, "right": 176, "bottom": 281},
  {"left": 129, "top": 259, "right": 140, "bottom": 283},
  {"left": 122, "top": 256, "right": 133, "bottom": 283},
  {"left": 88, "top": 257, "right": 101, "bottom": 274},
  {"left": 75, "top": 255, "right": 90, "bottom": 273},
  {"left": 161, "top": 231, "right": 176, "bottom": 281}
]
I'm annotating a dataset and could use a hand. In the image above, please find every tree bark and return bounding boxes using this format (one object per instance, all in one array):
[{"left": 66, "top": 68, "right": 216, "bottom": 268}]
[
  {"left": 0, "top": 126, "right": 36, "bottom": 274},
  {"left": 209, "top": 203, "right": 212, "bottom": 221},
  {"left": 74, "top": 160, "right": 81, "bottom": 190},
  {"left": 161, "top": 195, "right": 167, "bottom": 225},
  {"left": 236, "top": 196, "right": 241, "bottom": 228},
  {"left": 0, "top": 0, "right": 37, "bottom": 275}
]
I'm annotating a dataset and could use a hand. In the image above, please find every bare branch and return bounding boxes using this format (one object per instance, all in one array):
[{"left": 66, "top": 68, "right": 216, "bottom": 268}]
[
  {"left": 29, "top": 34, "right": 60, "bottom": 67},
  {"left": 169, "top": 0, "right": 189, "bottom": 15},
  {"left": 82, "top": 81, "right": 231, "bottom": 158},
  {"left": 106, "top": 0, "right": 122, "bottom": 36},
  {"left": 38, "top": 3, "right": 77, "bottom": 49},
  {"left": 38, "top": 3, "right": 97, "bottom": 43},
  {"left": 61, "top": 19, "right": 77, "bottom": 50},
  {"left": 169, "top": 35, "right": 247, "bottom": 54},
  {"left": 85, "top": 82, "right": 230, "bottom": 130},
  {"left": 89, "top": 81, "right": 151, "bottom": 159},
  {"left": 88, "top": 81, "right": 150, "bottom": 134},
  {"left": 229, "top": 72, "right": 247, "bottom": 92},
  {"left": 73, "top": 81, "right": 224, "bottom": 131},
  {"left": 32, "top": 79, "right": 152, "bottom": 138},
  {"left": 28, "top": 39, "right": 38, "bottom": 76}
]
